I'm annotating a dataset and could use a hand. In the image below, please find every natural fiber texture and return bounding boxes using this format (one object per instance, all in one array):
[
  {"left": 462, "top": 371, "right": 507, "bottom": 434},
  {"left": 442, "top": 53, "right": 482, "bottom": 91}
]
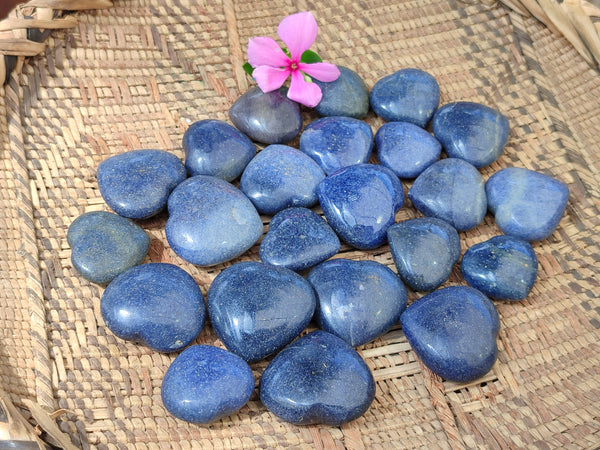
[{"left": 1, "top": 0, "right": 599, "bottom": 448}]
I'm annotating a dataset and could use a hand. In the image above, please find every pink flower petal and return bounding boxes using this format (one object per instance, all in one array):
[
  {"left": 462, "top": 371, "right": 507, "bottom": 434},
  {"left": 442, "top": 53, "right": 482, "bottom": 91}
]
[
  {"left": 252, "top": 65, "right": 291, "bottom": 93},
  {"left": 277, "top": 11, "right": 318, "bottom": 62},
  {"left": 298, "top": 62, "right": 340, "bottom": 82},
  {"left": 287, "top": 70, "right": 322, "bottom": 107},
  {"left": 247, "top": 37, "right": 290, "bottom": 68}
]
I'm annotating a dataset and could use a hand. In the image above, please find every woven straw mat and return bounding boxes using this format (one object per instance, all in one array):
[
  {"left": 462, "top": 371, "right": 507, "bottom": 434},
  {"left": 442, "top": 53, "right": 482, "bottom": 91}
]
[{"left": 1, "top": 0, "right": 599, "bottom": 448}]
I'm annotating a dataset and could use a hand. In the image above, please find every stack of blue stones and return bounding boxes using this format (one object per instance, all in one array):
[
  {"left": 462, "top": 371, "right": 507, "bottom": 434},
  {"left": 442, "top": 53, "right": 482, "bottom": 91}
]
[{"left": 67, "top": 65, "right": 569, "bottom": 426}]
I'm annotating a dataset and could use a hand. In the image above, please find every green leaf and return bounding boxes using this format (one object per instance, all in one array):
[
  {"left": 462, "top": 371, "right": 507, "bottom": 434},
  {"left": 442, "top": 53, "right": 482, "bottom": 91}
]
[
  {"left": 303, "top": 73, "right": 313, "bottom": 83},
  {"left": 242, "top": 62, "right": 254, "bottom": 77},
  {"left": 282, "top": 47, "right": 291, "bottom": 58},
  {"left": 300, "top": 50, "right": 322, "bottom": 64}
]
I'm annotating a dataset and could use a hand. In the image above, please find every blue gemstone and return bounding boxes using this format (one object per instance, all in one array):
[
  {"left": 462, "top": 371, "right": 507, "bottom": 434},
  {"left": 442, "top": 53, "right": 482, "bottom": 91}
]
[
  {"left": 97, "top": 149, "right": 186, "bottom": 219},
  {"left": 229, "top": 87, "right": 302, "bottom": 144},
  {"left": 370, "top": 68, "right": 440, "bottom": 127},
  {"left": 376, "top": 121, "right": 441, "bottom": 178},
  {"left": 67, "top": 211, "right": 150, "bottom": 284},
  {"left": 207, "top": 262, "right": 316, "bottom": 363},
  {"left": 161, "top": 345, "right": 254, "bottom": 424},
  {"left": 486, "top": 167, "right": 569, "bottom": 241},
  {"left": 299, "top": 116, "right": 373, "bottom": 175},
  {"left": 259, "top": 330, "right": 375, "bottom": 426},
  {"left": 165, "top": 176, "right": 263, "bottom": 266},
  {"left": 314, "top": 66, "right": 370, "bottom": 118},
  {"left": 182, "top": 119, "right": 256, "bottom": 181},
  {"left": 387, "top": 217, "right": 460, "bottom": 291},
  {"left": 401, "top": 286, "right": 499, "bottom": 383},
  {"left": 240, "top": 145, "right": 325, "bottom": 215},
  {"left": 308, "top": 259, "right": 407, "bottom": 347},
  {"left": 259, "top": 207, "right": 340, "bottom": 271},
  {"left": 408, "top": 158, "right": 487, "bottom": 231},
  {"left": 461, "top": 235, "right": 538, "bottom": 300},
  {"left": 101, "top": 263, "right": 205, "bottom": 352}
]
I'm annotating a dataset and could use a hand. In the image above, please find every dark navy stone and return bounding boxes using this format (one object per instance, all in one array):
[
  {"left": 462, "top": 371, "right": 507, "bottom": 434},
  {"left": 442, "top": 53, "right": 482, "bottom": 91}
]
[
  {"left": 375, "top": 121, "right": 442, "bottom": 178},
  {"left": 299, "top": 116, "right": 373, "bottom": 175},
  {"left": 370, "top": 68, "right": 440, "bottom": 127},
  {"left": 318, "top": 164, "right": 404, "bottom": 250},
  {"left": 161, "top": 345, "right": 254, "bottom": 424},
  {"left": 207, "top": 262, "right": 316, "bottom": 363},
  {"left": 486, "top": 167, "right": 569, "bottom": 241},
  {"left": 308, "top": 259, "right": 407, "bottom": 347},
  {"left": 433, "top": 102, "right": 510, "bottom": 167},
  {"left": 408, "top": 158, "right": 487, "bottom": 231},
  {"left": 387, "top": 217, "right": 460, "bottom": 291},
  {"left": 182, "top": 119, "right": 256, "bottom": 181},
  {"left": 165, "top": 176, "right": 263, "bottom": 266},
  {"left": 259, "top": 207, "right": 340, "bottom": 272},
  {"left": 259, "top": 330, "right": 375, "bottom": 426},
  {"left": 240, "top": 145, "right": 325, "bottom": 215},
  {"left": 401, "top": 286, "right": 499, "bottom": 383},
  {"left": 229, "top": 87, "right": 302, "bottom": 144},
  {"left": 313, "top": 66, "right": 369, "bottom": 118},
  {"left": 97, "top": 149, "right": 186, "bottom": 219},
  {"left": 101, "top": 263, "right": 205, "bottom": 352},
  {"left": 461, "top": 235, "right": 538, "bottom": 301},
  {"left": 67, "top": 211, "right": 150, "bottom": 284}
]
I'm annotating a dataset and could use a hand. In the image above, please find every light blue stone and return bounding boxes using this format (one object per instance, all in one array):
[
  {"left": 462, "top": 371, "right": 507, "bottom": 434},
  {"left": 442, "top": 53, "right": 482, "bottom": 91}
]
[{"left": 314, "top": 66, "right": 370, "bottom": 118}]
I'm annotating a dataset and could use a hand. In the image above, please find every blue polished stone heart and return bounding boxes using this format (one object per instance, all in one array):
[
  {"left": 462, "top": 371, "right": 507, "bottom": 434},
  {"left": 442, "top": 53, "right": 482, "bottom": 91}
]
[
  {"left": 207, "top": 261, "right": 316, "bottom": 363},
  {"left": 308, "top": 259, "right": 407, "bottom": 347},
  {"left": 401, "top": 286, "right": 499, "bottom": 382},
  {"left": 313, "top": 66, "right": 369, "bottom": 118},
  {"left": 259, "top": 330, "right": 375, "bottom": 426}
]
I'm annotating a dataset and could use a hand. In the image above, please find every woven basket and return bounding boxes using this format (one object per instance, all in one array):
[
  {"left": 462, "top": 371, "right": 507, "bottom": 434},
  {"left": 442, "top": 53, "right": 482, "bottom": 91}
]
[{"left": 1, "top": 0, "right": 599, "bottom": 448}]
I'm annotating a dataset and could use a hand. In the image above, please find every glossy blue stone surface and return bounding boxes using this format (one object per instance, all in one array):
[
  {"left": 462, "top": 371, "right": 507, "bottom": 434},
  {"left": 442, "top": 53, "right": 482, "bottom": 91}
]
[
  {"left": 67, "top": 211, "right": 150, "bottom": 284},
  {"left": 308, "top": 259, "right": 407, "bottom": 347},
  {"left": 229, "top": 87, "right": 302, "bottom": 144},
  {"left": 161, "top": 345, "right": 254, "bottom": 424},
  {"left": 165, "top": 176, "right": 263, "bottom": 266},
  {"left": 370, "top": 68, "right": 440, "bottom": 127},
  {"left": 401, "top": 286, "right": 499, "bottom": 382},
  {"left": 317, "top": 164, "right": 404, "bottom": 250},
  {"left": 486, "top": 167, "right": 569, "bottom": 241},
  {"left": 387, "top": 217, "right": 461, "bottom": 291},
  {"left": 101, "top": 263, "right": 205, "bottom": 352},
  {"left": 240, "top": 145, "right": 326, "bottom": 215},
  {"left": 207, "top": 262, "right": 316, "bottom": 363},
  {"left": 461, "top": 235, "right": 538, "bottom": 300},
  {"left": 314, "top": 66, "right": 369, "bottom": 118},
  {"left": 259, "top": 207, "right": 340, "bottom": 271},
  {"left": 375, "top": 121, "right": 441, "bottom": 178},
  {"left": 97, "top": 149, "right": 186, "bottom": 219},
  {"left": 433, "top": 102, "right": 509, "bottom": 167},
  {"left": 299, "top": 116, "right": 373, "bottom": 175},
  {"left": 182, "top": 119, "right": 256, "bottom": 181},
  {"left": 408, "top": 158, "right": 487, "bottom": 231},
  {"left": 259, "top": 330, "right": 376, "bottom": 426}
]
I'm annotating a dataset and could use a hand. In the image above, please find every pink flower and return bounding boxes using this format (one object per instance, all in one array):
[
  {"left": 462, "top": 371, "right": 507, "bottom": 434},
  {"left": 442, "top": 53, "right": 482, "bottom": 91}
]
[{"left": 247, "top": 11, "right": 340, "bottom": 107}]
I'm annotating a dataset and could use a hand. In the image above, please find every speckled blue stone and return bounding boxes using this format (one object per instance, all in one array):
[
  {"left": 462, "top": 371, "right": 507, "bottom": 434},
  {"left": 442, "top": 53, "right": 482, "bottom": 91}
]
[
  {"left": 67, "top": 211, "right": 150, "bottom": 284},
  {"left": 313, "top": 66, "right": 369, "bottom": 118},
  {"left": 240, "top": 145, "right": 325, "bottom": 215},
  {"left": 259, "top": 207, "right": 340, "bottom": 272},
  {"left": 97, "top": 149, "right": 186, "bottom": 219},
  {"left": 317, "top": 164, "right": 404, "bottom": 250},
  {"left": 161, "top": 345, "right": 254, "bottom": 424},
  {"left": 229, "top": 87, "right": 302, "bottom": 144},
  {"left": 408, "top": 158, "right": 487, "bottom": 231},
  {"left": 207, "top": 262, "right": 316, "bottom": 363},
  {"left": 401, "top": 286, "right": 499, "bottom": 382},
  {"left": 387, "top": 218, "right": 461, "bottom": 291},
  {"left": 259, "top": 330, "right": 376, "bottom": 426},
  {"left": 101, "top": 263, "right": 205, "bottom": 352},
  {"left": 486, "top": 167, "right": 569, "bottom": 241},
  {"left": 182, "top": 119, "right": 256, "bottom": 181},
  {"left": 433, "top": 102, "right": 510, "bottom": 168},
  {"left": 375, "top": 121, "right": 442, "bottom": 178},
  {"left": 461, "top": 235, "right": 538, "bottom": 301},
  {"left": 308, "top": 259, "right": 407, "bottom": 347},
  {"left": 370, "top": 68, "right": 440, "bottom": 127},
  {"left": 299, "top": 116, "right": 374, "bottom": 175},
  {"left": 165, "top": 176, "right": 263, "bottom": 266}
]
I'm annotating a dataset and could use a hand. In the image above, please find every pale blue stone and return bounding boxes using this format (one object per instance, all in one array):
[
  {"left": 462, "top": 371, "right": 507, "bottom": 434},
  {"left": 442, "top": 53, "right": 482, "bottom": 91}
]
[{"left": 314, "top": 66, "right": 369, "bottom": 118}]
